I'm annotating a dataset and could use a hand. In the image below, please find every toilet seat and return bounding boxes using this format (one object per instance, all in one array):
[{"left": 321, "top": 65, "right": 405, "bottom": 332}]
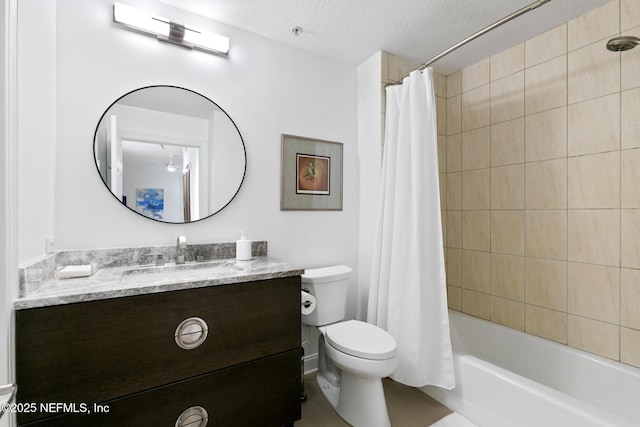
[{"left": 324, "top": 320, "right": 396, "bottom": 360}]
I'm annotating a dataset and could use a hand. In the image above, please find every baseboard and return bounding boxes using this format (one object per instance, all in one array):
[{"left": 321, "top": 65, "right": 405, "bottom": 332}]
[{"left": 304, "top": 352, "right": 318, "bottom": 375}]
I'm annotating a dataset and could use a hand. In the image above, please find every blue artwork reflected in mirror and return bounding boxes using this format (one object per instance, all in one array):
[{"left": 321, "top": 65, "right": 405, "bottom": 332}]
[{"left": 136, "top": 188, "right": 164, "bottom": 220}]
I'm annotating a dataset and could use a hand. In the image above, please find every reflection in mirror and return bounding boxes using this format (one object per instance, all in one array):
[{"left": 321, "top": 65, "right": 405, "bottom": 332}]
[{"left": 94, "top": 86, "right": 246, "bottom": 223}]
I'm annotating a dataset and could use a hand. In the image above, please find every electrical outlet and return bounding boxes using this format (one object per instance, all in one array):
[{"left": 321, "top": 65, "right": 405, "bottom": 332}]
[{"left": 45, "top": 236, "right": 55, "bottom": 254}]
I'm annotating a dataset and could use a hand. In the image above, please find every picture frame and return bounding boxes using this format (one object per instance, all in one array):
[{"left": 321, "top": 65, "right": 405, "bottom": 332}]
[
  {"left": 135, "top": 188, "right": 164, "bottom": 219},
  {"left": 281, "top": 134, "right": 343, "bottom": 210}
]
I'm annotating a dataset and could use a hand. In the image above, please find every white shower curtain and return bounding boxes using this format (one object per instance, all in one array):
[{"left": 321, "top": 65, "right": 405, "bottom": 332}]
[{"left": 367, "top": 69, "right": 454, "bottom": 389}]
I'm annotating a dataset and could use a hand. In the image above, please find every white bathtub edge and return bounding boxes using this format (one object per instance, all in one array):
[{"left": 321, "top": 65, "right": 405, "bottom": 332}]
[{"left": 422, "top": 352, "right": 639, "bottom": 427}]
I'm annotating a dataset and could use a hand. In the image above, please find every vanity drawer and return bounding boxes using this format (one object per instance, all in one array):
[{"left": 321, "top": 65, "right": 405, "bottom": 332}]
[
  {"left": 16, "top": 276, "right": 301, "bottom": 424},
  {"left": 20, "top": 349, "right": 301, "bottom": 427}
]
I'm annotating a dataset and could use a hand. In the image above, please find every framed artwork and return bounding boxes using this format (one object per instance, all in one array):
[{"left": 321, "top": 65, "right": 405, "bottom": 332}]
[
  {"left": 281, "top": 134, "right": 343, "bottom": 210},
  {"left": 136, "top": 188, "right": 164, "bottom": 219}
]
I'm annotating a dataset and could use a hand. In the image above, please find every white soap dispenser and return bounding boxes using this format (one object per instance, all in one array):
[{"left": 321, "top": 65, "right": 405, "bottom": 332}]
[{"left": 236, "top": 230, "right": 252, "bottom": 261}]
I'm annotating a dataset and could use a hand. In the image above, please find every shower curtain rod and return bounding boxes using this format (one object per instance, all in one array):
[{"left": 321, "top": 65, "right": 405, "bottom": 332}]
[{"left": 388, "top": 0, "right": 551, "bottom": 86}]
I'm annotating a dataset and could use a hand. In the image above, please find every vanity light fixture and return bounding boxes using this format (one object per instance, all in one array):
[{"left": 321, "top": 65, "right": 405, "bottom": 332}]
[{"left": 113, "top": 2, "right": 230, "bottom": 56}]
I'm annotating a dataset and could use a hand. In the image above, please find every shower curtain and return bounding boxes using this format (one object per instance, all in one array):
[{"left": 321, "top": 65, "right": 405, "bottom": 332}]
[{"left": 367, "top": 69, "right": 454, "bottom": 389}]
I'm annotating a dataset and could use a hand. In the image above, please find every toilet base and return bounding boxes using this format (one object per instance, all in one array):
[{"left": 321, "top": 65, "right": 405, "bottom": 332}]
[
  {"left": 336, "top": 371, "right": 391, "bottom": 427},
  {"left": 317, "top": 370, "right": 391, "bottom": 427},
  {"left": 316, "top": 373, "right": 340, "bottom": 409}
]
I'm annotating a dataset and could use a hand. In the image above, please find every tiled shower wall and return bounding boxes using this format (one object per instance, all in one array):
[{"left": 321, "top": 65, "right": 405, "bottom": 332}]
[
  {"left": 380, "top": 52, "right": 448, "bottom": 157},
  {"left": 443, "top": 0, "right": 640, "bottom": 368}
]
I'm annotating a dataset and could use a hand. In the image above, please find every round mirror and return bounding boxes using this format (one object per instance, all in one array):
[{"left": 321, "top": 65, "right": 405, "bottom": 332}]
[{"left": 93, "top": 86, "right": 246, "bottom": 223}]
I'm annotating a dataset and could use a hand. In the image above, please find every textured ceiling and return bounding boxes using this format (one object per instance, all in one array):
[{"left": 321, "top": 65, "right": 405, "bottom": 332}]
[{"left": 156, "top": 0, "right": 608, "bottom": 75}]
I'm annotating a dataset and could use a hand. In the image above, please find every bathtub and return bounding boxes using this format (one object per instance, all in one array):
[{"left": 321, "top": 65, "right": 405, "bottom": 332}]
[{"left": 422, "top": 310, "right": 640, "bottom": 427}]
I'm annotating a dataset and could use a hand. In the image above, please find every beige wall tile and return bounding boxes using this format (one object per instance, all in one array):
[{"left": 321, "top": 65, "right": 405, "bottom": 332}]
[
  {"left": 525, "top": 257, "right": 567, "bottom": 312},
  {"left": 381, "top": 52, "right": 390, "bottom": 83},
  {"left": 447, "top": 95, "right": 461, "bottom": 135},
  {"left": 525, "top": 24, "right": 567, "bottom": 68},
  {"left": 525, "top": 107, "right": 567, "bottom": 162},
  {"left": 526, "top": 159, "right": 567, "bottom": 209},
  {"left": 461, "top": 58, "right": 490, "bottom": 92},
  {"left": 441, "top": 210, "right": 447, "bottom": 243},
  {"left": 621, "top": 209, "right": 640, "bottom": 269},
  {"left": 490, "top": 71, "right": 524, "bottom": 124},
  {"left": 437, "top": 135, "right": 447, "bottom": 173},
  {"left": 447, "top": 172, "right": 462, "bottom": 210},
  {"left": 568, "top": 151, "right": 620, "bottom": 209},
  {"left": 622, "top": 87, "right": 640, "bottom": 149},
  {"left": 621, "top": 0, "right": 640, "bottom": 31},
  {"left": 568, "top": 209, "right": 620, "bottom": 266},
  {"left": 462, "top": 210, "right": 491, "bottom": 251},
  {"left": 568, "top": 93, "right": 620, "bottom": 156},
  {"left": 525, "top": 56, "right": 567, "bottom": 115},
  {"left": 526, "top": 210, "right": 567, "bottom": 260},
  {"left": 462, "top": 289, "right": 491, "bottom": 320},
  {"left": 447, "top": 134, "right": 462, "bottom": 172},
  {"left": 568, "top": 41, "right": 620, "bottom": 104},
  {"left": 491, "top": 118, "right": 525, "bottom": 167},
  {"left": 525, "top": 305, "right": 567, "bottom": 343},
  {"left": 621, "top": 268, "right": 640, "bottom": 329},
  {"left": 567, "top": 0, "right": 619, "bottom": 51},
  {"left": 388, "top": 54, "right": 400, "bottom": 82},
  {"left": 447, "top": 71, "right": 461, "bottom": 98},
  {"left": 447, "top": 210, "right": 462, "bottom": 249},
  {"left": 568, "top": 263, "right": 620, "bottom": 324},
  {"left": 621, "top": 327, "right": 640, "bottom": 368},
  {"left": 462, "top": 170, "right": 491, "bottom": 210},
  {"left": 399, "top": 58, "right": 416, "bottom": 81},
  {"left": 621, "top": 28, "right": 640, "bottom": 90},
  {"left": 461, "top": 127, "right": 490, "bottom": 170},
  {"left": 436, "top": 96, "right": 447, "bottom": 135},
  {"left": 462, "top": 250, "right": 491, "bottom": 293},
  {"left": 568, "top": 315, "right": 619, "bottom": 360},
  {"left": 491, "top": 253, "right": 524, "bottom": 300},
  {"left": 439, "top": 174, "right": 447, "bottom": 210},
  {"left": 491, "top": 297, "right": 525, "bottom": 331},
  {"left": 426, "top": 2, "right": 640, "bottom": 365},
  {"left": 462, "top": 85, "right": 490, "bottom": 131},
  {"left": 491, "top": 165, "right": 525, "bottom": 210},
  {"left": 491, "top": 43, "right": 524, "bottom": 81},
  {"left": 434, "top": 72, "right": 448, "bottom": 99},
  {"left": 447, "top": 248, "right": 463, "bottom": 286},
  {"left": 447, "top": 285, "right": 462, "bottom": 311},
  {"left": 491, "top": 210, "right": 525, "bottom": 255}
]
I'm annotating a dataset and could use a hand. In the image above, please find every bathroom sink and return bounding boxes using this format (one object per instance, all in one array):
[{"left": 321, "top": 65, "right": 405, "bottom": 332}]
[{"left": 120, "top": 260, "right": 244, "bottom": 284}]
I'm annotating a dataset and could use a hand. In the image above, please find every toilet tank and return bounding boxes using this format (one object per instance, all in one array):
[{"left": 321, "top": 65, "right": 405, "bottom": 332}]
[{"left": 301, "top": 265, "right": 352, "bottom": 326}]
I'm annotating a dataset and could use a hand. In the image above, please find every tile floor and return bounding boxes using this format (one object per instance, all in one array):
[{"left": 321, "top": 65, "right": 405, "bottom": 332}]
[{"left": 296, "top": 373, "right": 452, "bottom": 426}]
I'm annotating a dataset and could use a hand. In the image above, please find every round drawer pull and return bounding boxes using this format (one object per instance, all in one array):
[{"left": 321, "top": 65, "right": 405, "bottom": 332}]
[
  {"left": 175, "top": 405, "right": 208, "bottom": 427},
  {"left": 175, "top": 317, "right": 208, "bottom": 350}
]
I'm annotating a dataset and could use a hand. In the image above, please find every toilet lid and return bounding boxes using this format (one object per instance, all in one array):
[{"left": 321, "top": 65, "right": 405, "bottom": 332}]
[{"left": 324, "top": 320, "right": 396, "bottom": 360}]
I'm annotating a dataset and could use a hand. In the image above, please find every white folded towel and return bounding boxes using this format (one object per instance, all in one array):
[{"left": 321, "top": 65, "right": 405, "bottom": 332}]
[{"left": 57, "top": 263, "right": 97, "bottom": 279}]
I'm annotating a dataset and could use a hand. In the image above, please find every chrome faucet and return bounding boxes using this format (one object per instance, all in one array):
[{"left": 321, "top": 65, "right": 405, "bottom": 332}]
[{"left": 176, "top": 236, "right": 187, "bottom": 264}]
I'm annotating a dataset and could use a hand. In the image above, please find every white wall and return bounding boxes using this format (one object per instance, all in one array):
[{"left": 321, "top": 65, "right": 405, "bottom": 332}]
[
  {"left": 2, "top": 0, "right": 17, "bottom": 425},
  {"left": 13, "top": 0, "right": 359, "bottom": 291},
  {"left": 14, "top": 0, "right": 360, "bottom": 385},
  {"left": 17, "top": 0, "right": 56, "bottom": 263},
  {"left": 211, "top": 109, "right": 245, "bottom": 214},
  {"left": 356, "top": 52, "right": 383, "bottom": 320}
]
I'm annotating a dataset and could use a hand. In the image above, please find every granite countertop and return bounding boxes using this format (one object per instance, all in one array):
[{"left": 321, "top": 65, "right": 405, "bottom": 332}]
[{"left": 14, "top": 256, "right": 304, "bottom": 310}]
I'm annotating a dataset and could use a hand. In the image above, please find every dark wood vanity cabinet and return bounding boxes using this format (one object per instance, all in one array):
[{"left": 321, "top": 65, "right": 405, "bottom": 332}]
[{"left": 15, "top": 276, "right": 302, "bottom": 426}]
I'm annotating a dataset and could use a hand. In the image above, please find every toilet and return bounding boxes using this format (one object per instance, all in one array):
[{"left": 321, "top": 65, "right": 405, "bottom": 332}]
[{"left": 301, "top": 265, "right": 398, "bottom": 427}]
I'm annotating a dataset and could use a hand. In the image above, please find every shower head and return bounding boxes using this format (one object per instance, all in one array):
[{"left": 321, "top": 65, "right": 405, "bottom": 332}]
[{"left": 606, "top": 36, "right": 640, "bottom": 52}]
